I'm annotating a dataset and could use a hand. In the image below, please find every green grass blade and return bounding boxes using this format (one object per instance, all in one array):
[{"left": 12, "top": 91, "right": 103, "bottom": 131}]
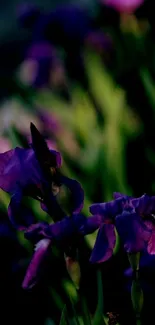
[{"left": 92, "top": 270, "right": 107, "bottom": 325}]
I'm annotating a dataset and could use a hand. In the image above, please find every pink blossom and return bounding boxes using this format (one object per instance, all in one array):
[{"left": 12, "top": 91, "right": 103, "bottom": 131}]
[{"left": 103, "top": 0, "right": 144, "bottom": 13}]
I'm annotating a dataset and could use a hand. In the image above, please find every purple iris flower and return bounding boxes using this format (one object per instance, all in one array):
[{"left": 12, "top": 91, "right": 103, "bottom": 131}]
[
  {"left": 89, "top": 194, "right": 155, "bottom": 263},
  {"left": 115, "top": 194, "right": 155, "bottom": 255},
  {"left": 20, "top": 41, "right": 70, "bottom": 101},
  {"left": 89, "top": 196, "right": 130, "bottom": 263},
  {"left": 0, "top": 123, "right": 85, "bottom": 289},
  {"left": 22, "top": 212, "right": 101, "bottom": 289},
  {"left": 0, "top": 123, "right": 84, "bottom": 233}
]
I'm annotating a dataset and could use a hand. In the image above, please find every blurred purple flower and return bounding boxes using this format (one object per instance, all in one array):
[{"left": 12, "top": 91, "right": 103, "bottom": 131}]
[
  {"left": 36, "top": 109, "right": 63, "bottom": 136},
  {"left": 17, "top": 4, "right": 112, "bottom": 88},
  {"left": 33, "top": 4, "right": 111, "bottom": 52},
  {"left": 20, "top": 41, "right": 68, "bottom": 93},
  {"left": 89, "top": 194, "right": 155, "bottom": 263},
  {"left": 36, "top": 108, "right": 81, "bottom": 158},
  {"left": 85, "top": 30, "right": 112, "bottom": 54},
  {"left": 16, "top": 3, "right": 41, "bottom": 29},
  {"left": 17, "top": 4, "right": 93, "bottom": 47}
]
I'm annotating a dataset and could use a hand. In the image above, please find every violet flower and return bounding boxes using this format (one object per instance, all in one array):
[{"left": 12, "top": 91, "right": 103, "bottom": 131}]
[
  {"left": 89, "top": 196, "right": 130, "bottom": 263},
  {"left": 17, "top": 4, "right": 111, "bottom": 89},
  {"left": 115, "top": 194, "right": 155, "bottom": 255},
  {"left": 89, "top": 194, "right": 155, "bottom": 263},
  {"left": 0, "top": 123, "right": 85, "bottom": 289},
  {"left": 22, "top": 212, "right": 101, "bottom": 289},
  {"left": 20, "top": 41, "right": 69, "bottom": 98},
  {"left": 0, "top": 123, "right": 84, "bottom": 233}
]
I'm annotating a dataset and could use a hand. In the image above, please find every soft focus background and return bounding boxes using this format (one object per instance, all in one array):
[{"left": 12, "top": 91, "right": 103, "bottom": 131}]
[{"left": 1, "top": 0, "right": 155, "bottom": 324}]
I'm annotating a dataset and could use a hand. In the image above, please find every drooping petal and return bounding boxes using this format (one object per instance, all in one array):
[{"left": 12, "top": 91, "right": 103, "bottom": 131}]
[
  {"left": 60, "top": 175, "right": 84, "bottom": 215},
  {"left": 24, "top": 222, "right": 49, "bottom": 242},
  {"left": 90, "top": 224, "right": 116, "bottom": 263},
  {"left": 0, "top": 147, "right": 43, "bottom": 193},
  {"left": 115, "top": 212, "right": 151, "bottom": 253},
  {"left": 22, "top": 238, "right": 51, "bottom": 289},
  {"left": 39, "top": 216, "right": 76, "bottom": 241},
  {"left": 8, "top": 189, "right": 35, "bottom": 231}
]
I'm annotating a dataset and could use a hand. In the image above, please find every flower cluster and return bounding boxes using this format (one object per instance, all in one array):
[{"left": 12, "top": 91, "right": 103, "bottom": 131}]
[
  {"left": 90, "top": 193, "right": 155, "bottom": 262},
  {"left": 1, "top": 123, "right": 155, "bottom": 290}
]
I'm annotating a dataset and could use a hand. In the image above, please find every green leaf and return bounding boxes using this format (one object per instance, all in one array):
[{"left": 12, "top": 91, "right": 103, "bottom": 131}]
[
  {"left": 92, "top": 270, "right": 107, "bottom": 325},
  {"left": 49, "top": 287, "right": 65, "bottom": 311},
  {"left": 62, "top": 280, "right": 78, "bottom": 303},
  {"left": 65, "top": 256, "right": 81, "bottom": 290},
  {"left": 69, "top": 296, "right": 81, "bottom": 325},
  {"left": 80, "top": 296, "right": 92, "bottom": 325},
  {"left": 7, "top": 126, "right": 21, "bottom": 147},
  {"left": 140, "top": 67, "right": 155, "bottom": 110},
  {"left": 113, "top": 228, "right": 120, "bottom": 255},
  {"left": 128, "top": 253, "right": 140, "bottom": 271},
  {"left": 128, "top": 254, "right": 143, "bottom": 324},
  {"left": 131, "top": 278, "right": 143, "bottom": 323},
  {"left": 59, "top": 305, "right": 69, "bottom": 325}
]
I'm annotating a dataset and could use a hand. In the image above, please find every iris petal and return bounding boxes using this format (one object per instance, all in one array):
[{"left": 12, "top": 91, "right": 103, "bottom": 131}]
[
  {"left": 143, "top": 221, "right": 155, "bottom": 255},
  {"left": 60, "top": 175, "right": 84, "bottom": 215},
  {"left": 22, "top": 238, "right": 51, "bottom": 290},
  {"left": 132, "top": 194, "right": 155, "bottom": 215},
  {"left": 89, "top": 198, "right": 125, "bottom": 219},
  {"left": 8, "top": 189, "right": 35, "bottom": 230},
  {"left": 90, "top": 224, "right": 116, "bottom": 263},
  {"left": 115, "top": 212, "right": 151, "bottom": 253},
  {"left": 0, "top": 147, "right": 42, "bottom": 193}
]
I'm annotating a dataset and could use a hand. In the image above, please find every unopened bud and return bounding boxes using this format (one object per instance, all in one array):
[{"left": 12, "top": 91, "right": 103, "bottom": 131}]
[{"left": 64, "top": 254, "right": 81, "bottom": 290}]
